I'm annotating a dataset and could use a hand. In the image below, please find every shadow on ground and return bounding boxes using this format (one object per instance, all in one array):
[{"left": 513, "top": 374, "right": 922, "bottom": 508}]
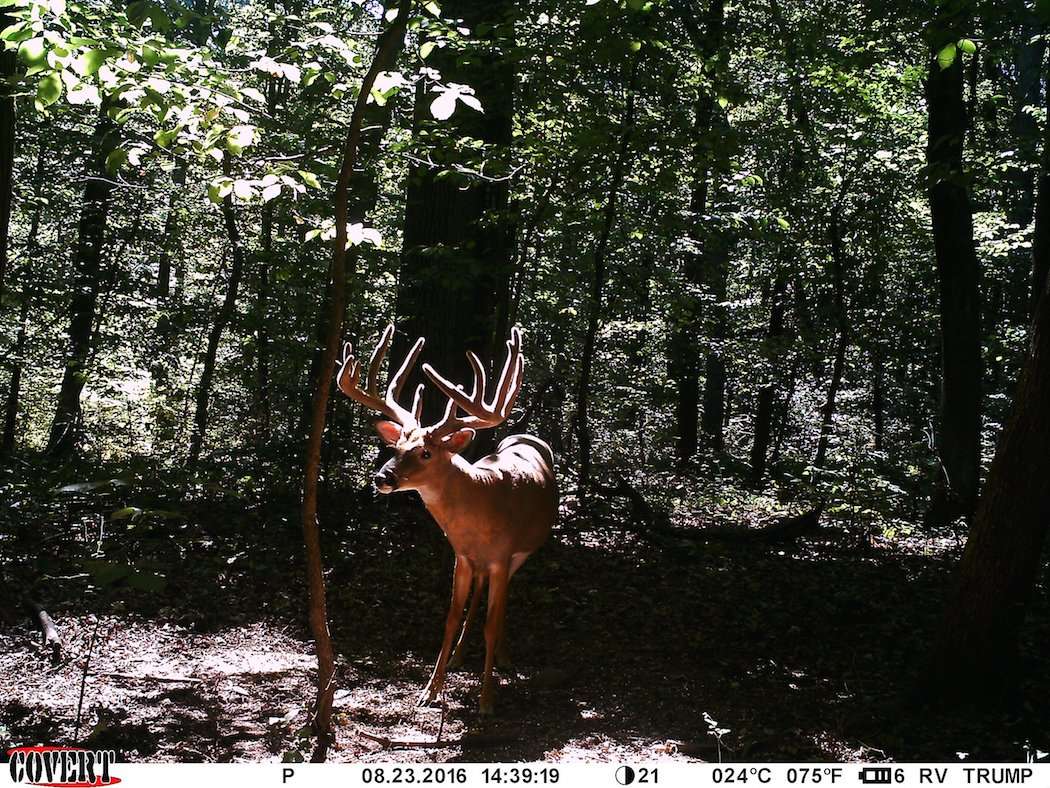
[{"left": 2, "top": 489, "right": 1048, "bottom": 762}]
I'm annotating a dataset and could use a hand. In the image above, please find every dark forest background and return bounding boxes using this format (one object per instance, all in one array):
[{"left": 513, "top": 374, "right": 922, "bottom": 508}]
[{"left": 2, "top": 0, "right": 1050, "bottom": 764}]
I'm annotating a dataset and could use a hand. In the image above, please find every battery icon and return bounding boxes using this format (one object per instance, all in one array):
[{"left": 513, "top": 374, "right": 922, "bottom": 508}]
[{"left": 859, "top": 767, "right": 893, "bottom": 785}]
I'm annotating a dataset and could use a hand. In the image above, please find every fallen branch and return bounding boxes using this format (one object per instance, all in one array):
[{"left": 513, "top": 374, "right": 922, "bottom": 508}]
[
  {"left": 598, "top": 476, "right": 824, "bottom": 543},
  {"left": 25, "top": 600, "right": 62, "bottom": 665},
  {"left": 357, "top": 728, "right": 518, "bottom": 750}
]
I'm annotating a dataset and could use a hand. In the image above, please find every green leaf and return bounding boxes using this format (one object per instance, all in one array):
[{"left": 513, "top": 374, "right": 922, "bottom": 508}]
[
  {"left": 36, "top": 71, "right": 62, "bottom": 106},
  {"left": 629, "top": 40, "right": 642, "bottom": 52},
  {"left": 2, "top": 22, "right": 34, "bottom": 43},
  {"left": 298, "top": 170, "right": 321, "bottom": 189},
  {"left": 419, "top": 41, "right": 435, "bottom": 59},
  {"left": 937, "top": 42, "right": 957, "bottom": 70},
  {"left": 957, "top": 38, "right": 976, "bottom": 54},
  {"left": 111, "top": 506, "right": 143, "bottom": 521},
  {"left": 18, "top": 37, "right": 47, "bottom": 68},
  {"left": 77, "top": 48, "right": 109, "bottom": 76},
  {"left": 105, "top": 148, "right": 127, "bottom": 173}
]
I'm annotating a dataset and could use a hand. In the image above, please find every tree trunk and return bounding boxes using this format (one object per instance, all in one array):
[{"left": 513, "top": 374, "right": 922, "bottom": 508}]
[
  {"left": 2, "top": 284, "right": 31, "bottom": 455},
  {"left": 748, "top": 274, "right": 788, "bottom": 486},
  {"left": 45, "top": 109, "right": 116, "bottom": 459},
  {"left": 0, "top": 8, "right": 15, "bottom": 305},
  {"left": 1030, "top": 67, "right": 1050, "bottom": 314},
  {"left": 667, "top": 0, "right": 727, "bottom": 463},
  {"left": 1004, "top": 4, "right": 1045, "bottom": 321},
  {"left": 814, "top": 205, "right": 850, "bottom": 469},
  {"left": 575, "top": 54, "right": 640, "bottom": 493},
  {"left": 925, "top": 1, "right": 983, "bottom": 527},
  {"left": 929, "top": 238, "right": 1050, "bottom": 704},
  {"left": 256, "top": 188, "right": 273, "bottom": 443},
  {"left": 298, "top": 1, "right": 410, "bottom": 760},
  {"left": 391, "top": 0, "right": 516, "bottom": 435},
  {"left": 2, "top": 133, "right": 45, "bottom": 455},
  {"left": 187, "top": 201, "right": 245, "bottom": 465}
]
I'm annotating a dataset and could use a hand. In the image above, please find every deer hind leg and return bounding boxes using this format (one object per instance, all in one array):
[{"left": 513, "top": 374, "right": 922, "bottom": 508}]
[
  {"left": 448, "top": 574, "right": 485, "bottom": 670},
  {"left": 494, "top": 552, "right": 530, "bottom": 671},
  {"left": 479, "top": 563, "right": 510, "bottom": 715},
  {"left": 418, "top": 555, "right": 473, "bottom": 707}
]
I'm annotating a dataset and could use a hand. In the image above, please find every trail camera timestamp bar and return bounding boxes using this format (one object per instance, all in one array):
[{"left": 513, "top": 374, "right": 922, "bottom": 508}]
[{"left": 98, "top": 762, "right": 1048, "bottom": 788}]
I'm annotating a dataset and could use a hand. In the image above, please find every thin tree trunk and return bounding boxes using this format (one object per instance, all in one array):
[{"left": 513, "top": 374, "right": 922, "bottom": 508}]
[
  {"left": 872, "top": 346, "right": 885, "bottom": 453},
  {"left": 814, "top": 203, "right": 851, "bottom": 469},
  {"left": 749, "top": 274, "right": 788, "bottom": 486},
  {"left": 0, "top": 8, "right": 16, "bottom": 305},
  {"left": 925, "top": 0, "right": 983, "bottom": 526},
  {"left": 929, "top": 235, "right": 1050, "bottom": 704},
  {"left": 187, "top": 188, "right": 246, "bottom": 465},
  {"left": 2, "top": 134, "right": 45, "bottom": 455},
  {"left": 2, "top": 283, "right": 31, "bottom": 455},
  {"left": 1030, "top": 67, "right": 1050, "bottom": 314},
  {"left": 299, "top": 1, "right": 410, "bottom": 760},
  {"left": 257, "top": 189, "right": 273, "bottom": 442},
  {"left": 155, "top": 165, "right": 185, "bottom": 299},
  {"left": 575, "top": 54, "right": 640, "bottom": 493},
  {"left": 45, "top": 108, "right": 116, "bottom": 458}
]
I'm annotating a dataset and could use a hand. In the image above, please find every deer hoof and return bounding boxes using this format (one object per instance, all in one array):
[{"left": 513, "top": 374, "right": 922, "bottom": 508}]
[{"left": 416, "top": 685, "right": 439, "bottom": 707}]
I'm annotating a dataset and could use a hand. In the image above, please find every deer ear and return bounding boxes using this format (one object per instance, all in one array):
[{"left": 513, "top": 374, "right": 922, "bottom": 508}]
[
  {"left": 442, "top": 428, "right": 475, "bottom": 454},
  {"left": 375, "top": 420, "right": 401, "bottom": 446}
]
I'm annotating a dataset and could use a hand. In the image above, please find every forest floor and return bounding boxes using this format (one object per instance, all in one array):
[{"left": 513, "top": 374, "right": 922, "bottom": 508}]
[{"left": 2, "top": 470, "right": 1049, "bottom": 763}]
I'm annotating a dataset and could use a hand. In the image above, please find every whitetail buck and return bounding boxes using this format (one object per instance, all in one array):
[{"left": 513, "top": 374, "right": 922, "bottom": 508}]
[{"left": 336, "top": 324, "right": 557, "bottom": 714}]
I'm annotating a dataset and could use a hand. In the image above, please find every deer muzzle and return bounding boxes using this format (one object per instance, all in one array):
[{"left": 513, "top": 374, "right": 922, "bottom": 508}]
[{"left": 373, "top": 466, "right": 399, "bottom": 493}]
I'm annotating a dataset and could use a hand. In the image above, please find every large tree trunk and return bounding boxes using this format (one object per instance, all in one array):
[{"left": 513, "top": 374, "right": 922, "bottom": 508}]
[
  {"left": 748, "top": 274, "right": 788, "bottom": 486},
  {"left": 575, "top": 54, "right": 640, "bottom": 493},
  {"left": 929, "top": 242, "right": 1050, "bottom": 704},
  {"left": 392, "top": 0, "right": 516, "bottom": 433},
  {"left": 924, "top": 1, "right": 982, "bottom": 526},
  {"left": 298, "top": 1, "right": 410, "bottom": 760},
  {"left": 187, "top": 190, "right": 246, "bottom": 466},
  {"left": 667, "top": 0, "right": 727, "bottom": 462},
  {"left": 45, "top": 109, "right": 116, "bottom": 458}
]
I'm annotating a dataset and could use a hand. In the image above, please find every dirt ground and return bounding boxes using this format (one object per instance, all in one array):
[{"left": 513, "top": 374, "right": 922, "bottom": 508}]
[{"left": 2, "top": 492, "right": 1049, "bottom": 763}]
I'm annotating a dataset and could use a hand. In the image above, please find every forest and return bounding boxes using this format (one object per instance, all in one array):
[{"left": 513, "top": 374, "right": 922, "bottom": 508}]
[{"left": 1, "top": 0, "right": 1050, "bottom": 765}]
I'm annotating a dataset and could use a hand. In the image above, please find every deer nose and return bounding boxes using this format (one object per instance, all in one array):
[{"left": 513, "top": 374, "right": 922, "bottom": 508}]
[{"left": 374, "top": 468, "right": 399, "bottom": 492}]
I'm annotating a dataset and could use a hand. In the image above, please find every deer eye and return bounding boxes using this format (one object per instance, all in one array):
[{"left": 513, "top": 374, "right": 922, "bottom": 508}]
[{"left": 421, "top": 449, "right": 432, "bottom": 460}]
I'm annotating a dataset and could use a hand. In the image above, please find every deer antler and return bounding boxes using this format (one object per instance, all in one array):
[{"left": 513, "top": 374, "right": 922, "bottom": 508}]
[
  {"left": 336, "top": 323, "right": 425, "bottom": 427},
  {"left": 422, "top": 327, "right": 525, "bottom": 440}
]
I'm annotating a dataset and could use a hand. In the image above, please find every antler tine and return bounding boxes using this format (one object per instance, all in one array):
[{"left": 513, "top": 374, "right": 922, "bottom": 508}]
[
  {"left": 365, "top": 323, "right": 394, "bottom": 396},
  {"left": 421, "top": 329, "right": 526, "bottom": 437},
  {"left": 389, "top": 336, "right": 425, "bottom": 402},
  {"left": 492, "top": 327, "right": 522, "bottom": 412},
  {"left": 335, "top": 324, "right": 425, "bottom": 428},
  {"left": 410, "top": 383, "right": 425, "bottom": 422},
  {"left": 500, "top": 353, "right": 525, "bottom": 419}
]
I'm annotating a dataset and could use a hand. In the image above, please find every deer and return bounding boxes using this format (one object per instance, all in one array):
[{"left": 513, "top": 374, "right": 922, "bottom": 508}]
[{"left": 335, "top": 324, "right": 558, "bottom": 715}]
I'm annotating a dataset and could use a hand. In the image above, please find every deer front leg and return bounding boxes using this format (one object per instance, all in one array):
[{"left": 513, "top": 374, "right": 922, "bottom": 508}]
[
  {"left": 479, "top": 563, "right": 510, "bottom": 715},
  {"left": 448, "top": 574, "right": 485, "bottom": 670},
  {"left": 418, "top": 555, "right": 473, "bottom": 707}
]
